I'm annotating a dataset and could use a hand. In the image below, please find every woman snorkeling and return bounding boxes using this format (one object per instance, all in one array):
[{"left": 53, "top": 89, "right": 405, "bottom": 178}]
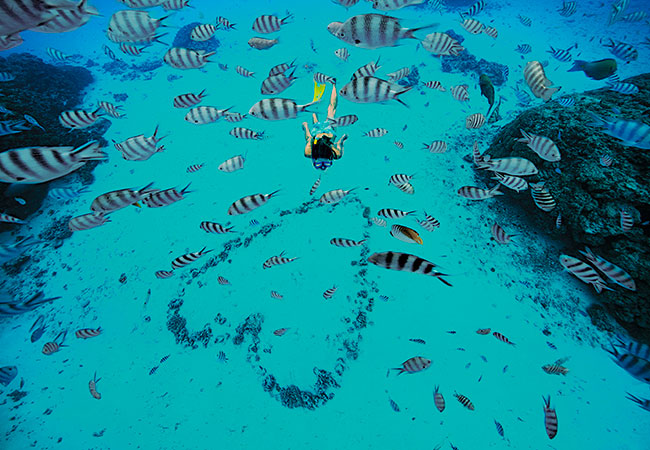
[{"left": 302, "top": 82, "right": 348, "bottom": 170}]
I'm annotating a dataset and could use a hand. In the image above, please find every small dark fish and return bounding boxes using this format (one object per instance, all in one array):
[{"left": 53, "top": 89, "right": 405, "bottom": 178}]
[
  {"left": 149, "top": 366, "right": 159, "bottom": 375},
  {"left": 29, "top": 315, "right": 47, "bottom": 343},
  {"left": 494, "top": 419, "right": 504, "bottom": 437},
  {"left": 547, "top": 341, "right": 557, "bottom": 350},
  {"left": 310, "top": 39, "right": 318, "bottom": 53},
  {"left": 477, "top": 375, "right": 482, "bottom": 382},
  {"left": 389, "top": 398, "right": 400, "bottom": 412},
  {"left": 19, "top": 378, "right": 24, "bottom": 388},
  {"left": 480, "top": 355, "right": 488, "bottom": 362},
  {"left": 218, "top": 63, "right": 228, "bottom": 71},
  {"left": 402, "top": 124, "right": 407, "bottom": 131},
  {"left": 503, "top": 365, "right": 508, "bottom": 373},
  {"left": 160, "top": 355, "right": 170, "bottom": 364},
  {"left": 465, "top": 362, "right": 471, "bottom": 369},
  {"left": 409, "top": 338, "right": 426, "bottom": 344},
  {"left": 457, "top": 347, "right": 466, "bottom": 351},
  {"left": 447, "top": 331, "right": 457, "bottom": 334},
  {"left": 450, "top": 443, "right": 459, "bottom": 450},
  {"left": 249, "top": 219, "right": 260, "bottom": 227},
  {"left": 216, "top": 350, "right": 228, "bottom": 363},
  {"left": 379, "top": 295, "right": 389, "bottom": 301}
]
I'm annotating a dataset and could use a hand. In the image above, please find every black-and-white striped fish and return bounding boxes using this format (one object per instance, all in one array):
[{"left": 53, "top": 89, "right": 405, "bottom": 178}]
[
  {"left": 483, "top": 26, "right": 498, "bottom": 38},
  {"left": 0, "top": 0, "right": 82, "bottom": 36},
  {"left": 268, "top": 60, "right": 296, "bottom": 76},
  {"left": 270, "top": 291, "right": 284, "bottom": 299},
  {"left": 516, "top": 44, "right": 532, "bottom": 54},
  {"left": 224, "top": 112, "right": 247, "bottom": 123},
  {"left": 423, "top": 141, "right": 447, "bottom": 153},
  {"left": 163, "top": 0, "right": 190, "bottom": 10},
  {"left": 457, "top": 185, "right": 502, "bottom": 200},
  {"left": 621, "top": 11, "right": 646, "bottom": 22},
  {"left": 492, "top": 173, "right": 528, "bottom": 192},
  {"left": 0, "top": 213, "right": 24, "bottom": 224},
  {"left": 559, "top": 254, "right": 611, "bottom": 293},
  {"left": 604, "top": 39, "right": 638, "bottom": 62},
  {"left": 394, "top": 141, "right": 404, "bottom": 149},
  {"left": 155, "top": 270, "right": 174, "bottom": 279},
  {"left": 323, "top": 285, "right": 337, "bottom": 299},
  {"left": 396, "top": 182, "right": 414, "bottom": 194},
  {"left": 249, "top": 98, "right": 314, "bottom": 120},
  {"left": 588, "top": 113, "right": 650, "bottom": 149},
  {"left": 377, "top": 208, "right": 414, "bottom": 219},
  {"left": 372, "top": 0, "right": 424, "bottom": 10},
  {"left": 314, "top": 72, "right": 337, "bottom": 85},
  {"left": 543, "top": 396, "right": 558, "bottom": 439},
  {"left": 236, "top": 65, "right": 255, "bottom": 77},
  {"left": 49, "top": 186, "right": 89, "bottom": 201},
  {"left": 217, "top": 276, "right": 230, "bottom": 285},
  {"left": 615, "top": 339, "right": 650, "bottom": 361},
  {"left": 91, "top": 182, "right": 157, "bottom": 212},
  {"left": 461, "top": 0, "right": 485, "bottom": 17},
  {"left": 191, "top": 23, "right": 217, "bottom": 41},
  {"left": 340, "top": 76, "right": 411, "bottom": 107},
  {"left": 419, "top": 212, "right": 440, "bottom": 231},
  {"left": 548, "top": 46, "right": 574, "bottom": 63},
  {"left": 372, "top": 217, "right": 387, "bottom": 227},
  {"left": 309, "top": 177, "right": 321, "bottom": 195},
  {"left": 368, "top": 251, "right": 451, "bottom": 285},
  {"left": 164, "top": 48, "right": 213, "bottom": 69},
  {"left": 228, "top": 190, "right": 280, "bottom": 215},
  {"left": 216, "top": 16, "right": 236, "bottom": 29},
  {"left": 119, "top": 43, "right": 146, "bottom": 56},
  {"left": 390, "top": 224, "right": 422, "bottom": 244},
  {"left": 491, "top": 223, "right": 513, "bottom": 244},
  {"left": 335, "top": 48, "right": 349, "bottom": 61},
  {"left": 230, "top": 127, "right": 264, "bottom": 139},
  {"left": 143, "top": 183, "right": 191, "bottom": 208},
  {"left": 0, "top": 366, "right": 17, "bottom": 387},
  {"left": 607, "top": 81, "right": 639, "bottom": 95},
  {"left": 477, "top": 157, "right": 539, "bottom": 176},
  {"left": 518, "top": 15, "right": 532, "bottom": 26},
  {"left": 558, "top": 1, "right": 577, "bottom": 17},
  {"left": 261, "top": 71, "right": 297, "bottom": 95},
  {"left": 450, "top": 85, "right": 469, "bottom": 102},
  {"left": 98, "top": 101, "right": 124, "bottom": 119},
  {"left": 263, "top": 251, "right": 298, "bottom": 269},
  {"left": 579, "top": 247, "right": 636, "bottom": 291},
  {"left": 460, "top": 18, "right": 484, "bottom": 34},
  {"left": 0, "top": 291, "right": 60, "bottom": 316},
  {"left": 518, "top": 130, "right": 561, "bottom": 162},
  {"left": 184, "top": 106, "right": 231, "bottom": 124},
  {"left": 620, "top": 208, "right": 634, "bottom": 231},
  {"left": 330, "top": 237, "right": 366, "bottom": 247},
  {"left": 107, "top": 10, "right": 166, "bottom": 43},
  {"left": 46, "top": 47, "right": 72, "bottom": 62},
  {"left": 423, "top": 81, "right": 445, "bottom": 91},
  {"left": 524, "top": 61, "right": 560, "bottom": 102},
  {"left": 422, "top": 32, "right": 464, "bottom": 56},
  {"left": 465, "top": 113, "right": 485, "bottom": 129},
  {"left": 328, "top": 114, "right": 358, "bottom": 127},
  {"left": 319, "top": 188, "right": 355, "bottom": 204},
  {"left": 556, "top": 97, "right": 575, "bottom": 107},
  {"left": 114, "top": 126, "right": 165, "bottom": 161},
  {"left": 351, "top": 57, "right": 381, "bottom": 79},
  {"left": 387, "top": 67, "right": 410, "bottom": 81},
  {"left": 68, "top": 212, "right": 110, "bottom": 231},
  {"left": 218, "top": 155, "right": 245, "bottom": 173},
  {"left": 173, "top": 90, "right": 207, "bottom": 108},
  {"left": 389, "top": 174, "right": 413, "bottom": 186},
  {"left": 252, "top": 13, "right": 293, "bottom": 33},
  {"left": 0, "top": 141, "right": 105, "bottom": 184},
  {"left": 172, "top": 247, "right": 211, "bottom": 269},
  {"left": 606, "top": 346, "right": 650, "bottom": 383},
  {"left": 200, "top": 222, "right": 234, "bottom": 234},
  {"left": 59, "top": 108, "right": 103, "bottom": 129},
  {"left": 530, "top": 182, "right": 556, "bottom": 212},
  {"left": 364, "top": 128, "right": 388, "bottom": 137},
  {"left": 330, "top": 13, "right": 433, "bottom": 49}
]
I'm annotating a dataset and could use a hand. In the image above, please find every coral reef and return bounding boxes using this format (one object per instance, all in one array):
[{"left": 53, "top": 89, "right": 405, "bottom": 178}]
[
  {"left": 398, "top": 65, "right": 420, "bottom": 87},
  {"left": 171, "top": 22, "right": 220, "bottom": 53},
  {"left": 480, "top": 73, "right": 650, "bottom": 342},
  {"left": 0, "top": 53, "right": 109, "bottom": 233}
]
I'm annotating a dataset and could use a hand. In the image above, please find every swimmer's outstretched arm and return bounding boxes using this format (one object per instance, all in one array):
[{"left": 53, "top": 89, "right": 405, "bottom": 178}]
[
  {"left": 334, "top": 133, "right": 348, "bottom": 158},
  {"left": 327, "top": 85, "right": 338, "bottom": 121},
  {"left": 302, "top": 122, "right": 313, "bottom": 157}
]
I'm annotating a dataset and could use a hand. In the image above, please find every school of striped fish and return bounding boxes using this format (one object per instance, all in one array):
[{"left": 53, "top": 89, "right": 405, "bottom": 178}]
[{"left": 0, "top": 0, "right": 649, "bottom": 448}]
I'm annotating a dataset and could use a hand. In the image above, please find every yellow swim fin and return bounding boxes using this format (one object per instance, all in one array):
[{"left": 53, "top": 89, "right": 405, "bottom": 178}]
[{"left": 313, "top": 81, "right": 326, "bottom": 102}]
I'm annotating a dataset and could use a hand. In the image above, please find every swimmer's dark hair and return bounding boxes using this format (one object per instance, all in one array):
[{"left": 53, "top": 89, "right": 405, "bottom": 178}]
[{"left": 312, "top": 135, "right": 334, "bottom": 160}]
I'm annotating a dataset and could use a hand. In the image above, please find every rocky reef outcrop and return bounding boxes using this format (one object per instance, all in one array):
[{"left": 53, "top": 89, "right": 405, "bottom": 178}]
[
  {"left": 481, "top": 73, "right": 650, "bottom": 342},
  {"left": 440, "top": 30, "right": 508, "bottom": 86},
  {"left": 0, "top": 53, "right": 108, "bottom": 234}
]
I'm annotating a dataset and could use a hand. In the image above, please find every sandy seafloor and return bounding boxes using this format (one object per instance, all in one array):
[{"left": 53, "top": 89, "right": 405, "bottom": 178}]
[{"left": 1, "top": 0, "right": 650, "bottom": 449}]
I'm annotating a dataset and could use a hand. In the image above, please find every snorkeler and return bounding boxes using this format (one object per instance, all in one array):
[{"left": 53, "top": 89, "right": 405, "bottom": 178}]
[{"left": 302, "top": 82, "right": 348, "bottom": 170}]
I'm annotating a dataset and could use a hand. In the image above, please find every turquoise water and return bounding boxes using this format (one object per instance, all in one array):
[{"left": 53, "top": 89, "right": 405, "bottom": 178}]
[{"left": 1, "top": 0, "right": 650, "bottom": 449}]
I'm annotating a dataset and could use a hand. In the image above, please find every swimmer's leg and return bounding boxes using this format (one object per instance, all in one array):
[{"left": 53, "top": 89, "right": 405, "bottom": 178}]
[{"left": 327, "top": 85, "right": 338, "bottom": 121}]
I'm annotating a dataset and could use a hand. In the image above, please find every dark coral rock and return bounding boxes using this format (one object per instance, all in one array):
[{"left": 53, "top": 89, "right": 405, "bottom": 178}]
[
  {"left": 38, "top": 216, "right": 73, "bottom": 242},
  {"left": 398, "top": 65, "right": 420, "bottom": 87},
  {"left": 441, "top": 51, "right": 508, "bottom": 86},
  {"left": 172, "top": 22, "right": 220, "bottom": 53},
  {"left": 113, "top": 93, "right": 128, "bottom": 102},
  {"left": 232, "top": 313, "right": 264, "bottom": 346},
  {"left": 482, "top": 73, "right": 650, "bottom": 343},
  {"left": 2, "top": 255, "right": 30, "bottom": 275},
  {"left": 0, "top": 53, "right": 108, "bottom": 232}
]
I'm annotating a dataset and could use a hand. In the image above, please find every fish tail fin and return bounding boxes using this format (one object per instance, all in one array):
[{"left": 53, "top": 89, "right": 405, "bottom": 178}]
[
  {"left": 203, "top": 52, "right": 216, "bottom": 61},
  {"left": 180, "top": 182, "right": 192, "bottom": 195},
  {"left": 391, "top": 368, "right": 405, "bottom": 375},
  {"left": 404, "top": 23, "right": 438, "bottom": 41},
  {"left": 436, "top": 274, "right": 453, "bottom": 286},
  {"left": 393, "top": 86, "right": 412, "bottom": 108},
  {"left": 488, "top": 185, "right": 503, "bottom": 196},
  {"left": 71, "top": 141, "right": 105, "bottom": 161},
  {"left": 268, "top": 189, "right": 281, "bottom": 198},
  {"left": 568, "top": 60, "right": 585, "bottom": 72}
]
